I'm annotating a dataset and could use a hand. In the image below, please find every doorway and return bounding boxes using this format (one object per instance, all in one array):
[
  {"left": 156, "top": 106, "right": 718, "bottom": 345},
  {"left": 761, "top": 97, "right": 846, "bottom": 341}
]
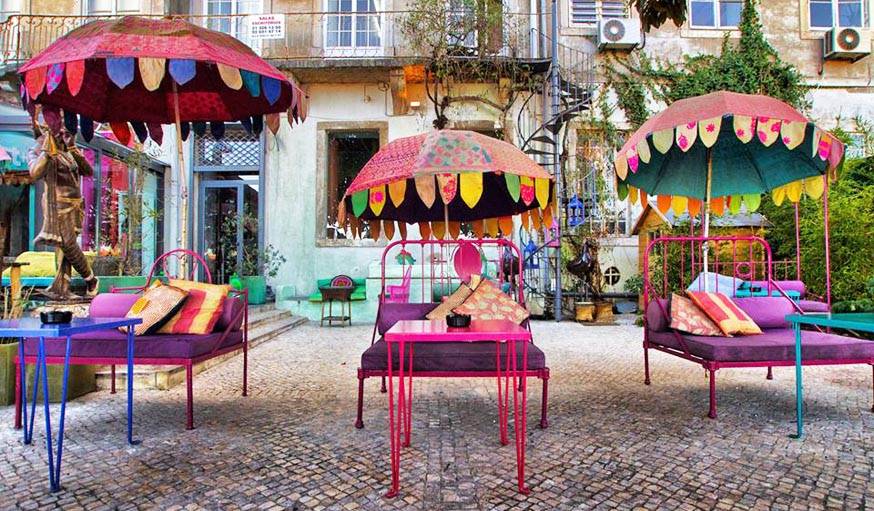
[{"left": 199, "top": 175, "right": 260, "bottom": 284}]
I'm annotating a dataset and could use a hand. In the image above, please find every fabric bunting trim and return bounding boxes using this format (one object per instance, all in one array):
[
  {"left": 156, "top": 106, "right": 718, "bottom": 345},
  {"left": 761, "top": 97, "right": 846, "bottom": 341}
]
[{"left": 613, "top": 115, "right": 845, "bottom": 182}]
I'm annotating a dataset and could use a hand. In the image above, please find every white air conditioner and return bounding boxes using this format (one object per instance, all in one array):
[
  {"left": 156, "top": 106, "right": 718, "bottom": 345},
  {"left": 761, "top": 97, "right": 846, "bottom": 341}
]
[
  {"left": 823, "top": 27, "right": 871, "bottom": 62},
  {"left": 597, "top": 18, "right": 641, "bottom": 50}
]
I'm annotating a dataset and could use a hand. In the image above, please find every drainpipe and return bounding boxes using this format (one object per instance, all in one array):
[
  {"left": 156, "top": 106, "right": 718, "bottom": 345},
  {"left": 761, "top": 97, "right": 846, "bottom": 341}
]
[
  {"left": 550, "top": 0, "right": 562, "bottom": 321},
  {"left": 530, "top": 0, "right": 539, "bottom": 58}
]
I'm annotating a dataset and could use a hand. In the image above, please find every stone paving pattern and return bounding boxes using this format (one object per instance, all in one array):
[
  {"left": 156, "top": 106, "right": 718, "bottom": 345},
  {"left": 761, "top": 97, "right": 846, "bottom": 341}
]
[{"left": 1, "top": 319, "right": 873, "bottom": 510}]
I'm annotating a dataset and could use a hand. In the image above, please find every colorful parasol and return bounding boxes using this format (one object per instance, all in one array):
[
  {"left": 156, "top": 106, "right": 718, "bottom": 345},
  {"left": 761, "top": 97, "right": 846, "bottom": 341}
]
[
  {"left": 339, "top": 130, "right": 555, "bottom": 240},
  {"left": 18, "top": 16, "right": 305, "bottom": 134},
  {"left": 615, "top": 91, "right": 843, "bottom": 217},
  {"left": 18, "top": 16, "right": 308, "bottom": 257},
  {"left": 614, "top": 91, "right": 844, "bottom": 282}
]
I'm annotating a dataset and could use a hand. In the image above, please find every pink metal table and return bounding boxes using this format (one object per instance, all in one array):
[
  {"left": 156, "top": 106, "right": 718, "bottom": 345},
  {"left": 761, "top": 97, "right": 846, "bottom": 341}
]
[{"left": 383, "top": 319, "right": 533, "bottom": 498}]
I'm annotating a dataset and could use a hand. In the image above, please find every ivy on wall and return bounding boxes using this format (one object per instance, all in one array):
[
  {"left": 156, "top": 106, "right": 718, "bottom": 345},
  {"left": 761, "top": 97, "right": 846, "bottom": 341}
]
[{"left": 604, "top": 0, "right": 807, "bottom": 130}]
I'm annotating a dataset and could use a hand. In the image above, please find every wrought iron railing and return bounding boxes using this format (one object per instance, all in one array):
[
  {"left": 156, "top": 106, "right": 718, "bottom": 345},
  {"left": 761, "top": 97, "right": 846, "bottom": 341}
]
[{"left": 0, "top": 11, "right": 554, "bottom": 66}]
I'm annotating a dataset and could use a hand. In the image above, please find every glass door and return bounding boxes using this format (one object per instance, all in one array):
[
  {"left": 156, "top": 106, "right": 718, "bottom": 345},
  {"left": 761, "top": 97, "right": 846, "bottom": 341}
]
[{"left": 199, "top": 178, "right": 260, "bottom": 284}]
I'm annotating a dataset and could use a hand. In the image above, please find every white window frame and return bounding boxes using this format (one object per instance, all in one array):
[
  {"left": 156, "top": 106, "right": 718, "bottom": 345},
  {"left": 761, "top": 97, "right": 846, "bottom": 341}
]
[
  {"left": 84, "top": 0, "right": 143, "bottom": 15},
  {"left": 323, "top": 0, "right": 385, "bottom": 57},
  {"left": 808, "top": 0, "right": 869, "bottom": 29},
  {"left": 203, "top": 0, "right": 263, "bottom": 53},
  {"left": 688, "top": 0, "right": 743, "bottom": 29},
  {"left": 569, "top": 0, "right": 627, "bottom": 26},
  {"left": 0, "top": 0, "right": 20, "bottom": 21}
]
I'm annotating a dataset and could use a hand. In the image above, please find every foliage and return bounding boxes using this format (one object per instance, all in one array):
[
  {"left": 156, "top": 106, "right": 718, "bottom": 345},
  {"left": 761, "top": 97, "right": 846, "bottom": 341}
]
[
  {"left": 399, "top": 0, "right": 540, "bottom": 133},
  {"left": 0, "top": 286, "right": 33, "bottom": 345},
  {"left": 605, "top": 0, "right": 808, "bottom": 130},
  {"left": 761, "top": 157, "right": 874, "bottom": 304},
  {"left": 832, "top": 276, "right": 874, "bottom": 313},
  {"left": 220, "top": 206, "right": 286, "bottom": 279},
  {"left": 634, "top": 0, "right": 687, "bottom": 32},
  {"left": 623, "top": 273, "right": 644, "bottom": 295}
]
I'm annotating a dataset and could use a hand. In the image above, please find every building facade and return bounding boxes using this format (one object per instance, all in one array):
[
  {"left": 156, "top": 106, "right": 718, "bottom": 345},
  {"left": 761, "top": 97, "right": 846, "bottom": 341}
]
[{"left": 0, "top": 0, "right": 869, "bottom": 319}]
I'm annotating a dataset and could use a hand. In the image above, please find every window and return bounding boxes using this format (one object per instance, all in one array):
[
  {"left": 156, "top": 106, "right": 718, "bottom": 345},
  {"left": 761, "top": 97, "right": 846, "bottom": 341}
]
[
  {"left": 690, "top": 0, "right": 742, "bottom": 28},
  {"left": 0, "top": 0, "right": 20, "bottom": 21},
  {"left": 205, "top": 0, "right": 261, "bottom": 50},
  {"left": 80, "top": 148, "right": 165, "bottom": 276},
  {"left": 87, "top": 0, "right": 141, "bottom": 15},
  {"left": 325, "top": 0, "right": 383, "bottom": 55},
  {"left": 325, "top": 131, "right": 380, "bottom": 239},
  {"left": 810, "top": 0, "right": 867, "bottom": 28},
  {"left": 570, "top": 0, "right": 626, "bottom": 25},
  {"left": 447, "top": 0, "right": 478, "bottom": 48}
]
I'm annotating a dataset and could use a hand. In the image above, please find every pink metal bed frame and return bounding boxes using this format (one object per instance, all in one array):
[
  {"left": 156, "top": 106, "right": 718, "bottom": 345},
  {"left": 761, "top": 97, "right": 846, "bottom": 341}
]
[
  {"left": 355, "top": 238, "right": 550, "bottom": 430},
  {"left": 14, "top": 249, "right": 249, "bottom": 431},
  {"left": 642, "top": 235, "right": 872, "bottom": 419}
]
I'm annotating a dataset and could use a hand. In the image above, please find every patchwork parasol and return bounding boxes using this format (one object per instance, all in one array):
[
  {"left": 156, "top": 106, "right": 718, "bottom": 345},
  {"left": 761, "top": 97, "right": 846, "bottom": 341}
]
[
  {"left": 18, "top": 16, "right": 308, "bottom": 255},
  {"left": 613, "top": 91, "right": 844, "bottom": 285},
  {"left": 338, "top": 130, "right": 555, "bottom": 240}
]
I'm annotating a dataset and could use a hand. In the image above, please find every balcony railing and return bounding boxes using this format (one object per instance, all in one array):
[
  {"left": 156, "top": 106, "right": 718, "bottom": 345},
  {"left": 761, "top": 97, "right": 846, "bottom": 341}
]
[{"left": 0, "top": 11, "right": 557, "bottom": 67}]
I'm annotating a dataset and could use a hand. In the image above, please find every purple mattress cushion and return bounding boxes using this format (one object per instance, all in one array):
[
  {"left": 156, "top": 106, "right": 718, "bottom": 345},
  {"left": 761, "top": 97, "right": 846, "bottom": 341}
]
[
  {"left": 799, "top": 300, "right": 830, "bottom": 313},
  {"left": 732, "top": 296, "right": 797, "bottom": 329},
  {"left": 362, "top": 340, "right": 546, "bottom": 372},
  {"left": 648, "top": 328, "right": 874, "bottom": 362},
  {"left": 23, "top": 330, "right": 244, "bottom": 360},
  {"left": 646, "top": 298, "right": 671, "bottom": 332},
  {"left": 89, "top": 293, "right": 140, "bottom": 318},
  {"left": 377, "top": 303, "right": 439, "bottom": 335},
  {"left": 214, "top": 296, "right": 244, "bottom": 332}
]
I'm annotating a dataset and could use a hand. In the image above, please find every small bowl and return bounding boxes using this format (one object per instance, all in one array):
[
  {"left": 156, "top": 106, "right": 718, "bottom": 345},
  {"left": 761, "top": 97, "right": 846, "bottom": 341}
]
[
  {"left": 40, "top": 311, "right": 72, "bottom": 324},
  {"left": 446, "top": 313, "right": 471, "bottom": 328}
]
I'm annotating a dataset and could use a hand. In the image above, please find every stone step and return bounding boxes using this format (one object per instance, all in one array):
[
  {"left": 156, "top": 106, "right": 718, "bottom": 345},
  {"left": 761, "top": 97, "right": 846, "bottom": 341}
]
[
  {"left": 94, "top": 312, "right": 305, "bottom": 391},
  {"left": 247, "top": 307, "right": 290, "bottom": 330}
]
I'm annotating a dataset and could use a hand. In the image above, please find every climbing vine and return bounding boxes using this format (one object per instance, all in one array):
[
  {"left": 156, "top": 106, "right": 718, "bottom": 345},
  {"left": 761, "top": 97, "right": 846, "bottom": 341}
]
[
  {"left": 604, "top": 0, "right": 807, "bottom": 130},
  {"left": 399, "top": 0, "right": 541, "bottom": 135}
]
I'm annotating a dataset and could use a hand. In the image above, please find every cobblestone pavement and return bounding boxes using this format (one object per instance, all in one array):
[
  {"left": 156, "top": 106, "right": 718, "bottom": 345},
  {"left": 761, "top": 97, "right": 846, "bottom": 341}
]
[{"left": 1, "top": 319, "right": 873, "bottom": 510}]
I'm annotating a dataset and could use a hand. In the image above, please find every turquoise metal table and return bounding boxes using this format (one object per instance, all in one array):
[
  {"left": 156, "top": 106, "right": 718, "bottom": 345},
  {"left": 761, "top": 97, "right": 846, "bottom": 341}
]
[
  {"left": 784, "top": 313, "right": 874, "bottom": 438},
  {"left": 0, "top": 317, "right": 142, "bottom": 492}
]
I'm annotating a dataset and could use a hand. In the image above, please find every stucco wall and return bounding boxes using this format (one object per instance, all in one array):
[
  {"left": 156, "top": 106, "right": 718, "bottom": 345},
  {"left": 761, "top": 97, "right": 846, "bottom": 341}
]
[{"left": 263, "top": 81, "right": 512, "bottom": 298}]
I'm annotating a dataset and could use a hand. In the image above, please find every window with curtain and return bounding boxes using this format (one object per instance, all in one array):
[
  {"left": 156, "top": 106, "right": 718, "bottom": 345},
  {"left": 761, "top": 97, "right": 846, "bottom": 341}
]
[
  {"left": 810, "top": 0, "right": 867, "bottom": 28},
  {"left": 690, "top": 0, "right": 742, "bottom": 27},
  {"left": 570, "top": 0, "right": 626, "bottom": 25}
]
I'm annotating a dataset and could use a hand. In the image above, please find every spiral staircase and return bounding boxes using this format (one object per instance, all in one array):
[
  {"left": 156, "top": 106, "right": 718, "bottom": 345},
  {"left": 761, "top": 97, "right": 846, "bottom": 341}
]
[{"left": 516, "top": 35, "right": 595, "bottom": 319}]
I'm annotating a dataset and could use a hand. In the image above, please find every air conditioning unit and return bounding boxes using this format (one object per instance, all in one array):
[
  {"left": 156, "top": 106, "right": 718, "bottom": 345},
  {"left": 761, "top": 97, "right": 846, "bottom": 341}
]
[
  {"left": 597, "top": 18, "right": 641, "bottom": 50},
  {"left": 823, "top": 27, "right": 871, "bottom": 62}
]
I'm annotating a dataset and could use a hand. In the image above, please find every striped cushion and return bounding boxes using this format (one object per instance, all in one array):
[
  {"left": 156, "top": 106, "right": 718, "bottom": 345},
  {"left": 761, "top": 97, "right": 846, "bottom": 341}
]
[
  {"left": 158, "top": 280, "right": 230, "bottom": 335},
  {"left": 669, "top": 293, "right": 727, "bottom": 337},
  {"left": 686, "top": 291, "right": 762, "bottom": 336},
  {"left": 121, "top": 281, "right": 188, "bottom": 336}
]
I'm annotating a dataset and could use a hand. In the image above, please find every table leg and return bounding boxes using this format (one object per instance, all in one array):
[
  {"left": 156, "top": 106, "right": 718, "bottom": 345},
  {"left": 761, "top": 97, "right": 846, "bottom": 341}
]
[
  {"left": 403, "top": 343, "right": 413, "bottom": 448},
  {"left": 23, "top": 337, "right": 43, "bottom": 446},
  {"left": 37, "top": 337, "right": 57, "bottom": 491},
  {"left": 793, "top": 322, "right": 803, "bottom": 439},
  {"left": 49, "top": 335, "right": 73, "bottom": 492},
  {"left": 127, "top": 326, "right": 139, "bottom": 445},
  {"left": 510, "top": 340, "right": 530, "bottom": 494},
  {"left": 495, "top": 342, "right": 509, "bottom": 446},
  {"left": 385, "top": 339, "right": 403, "bottom": 498}
]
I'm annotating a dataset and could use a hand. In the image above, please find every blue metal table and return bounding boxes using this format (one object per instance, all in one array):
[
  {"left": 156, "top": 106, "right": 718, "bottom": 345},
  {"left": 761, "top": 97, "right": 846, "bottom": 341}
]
[
  {"left": 0, "top": 317, "right": 142, "bottom": 492},
  {"left": 784, "top": 313, "right": 874, "bottom": 439}
]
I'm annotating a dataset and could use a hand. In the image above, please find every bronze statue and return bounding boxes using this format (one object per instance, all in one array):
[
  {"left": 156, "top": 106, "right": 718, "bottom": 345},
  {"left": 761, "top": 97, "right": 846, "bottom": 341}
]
[{"left": 28, "top": 124, "right": 98, "bottom": 300}]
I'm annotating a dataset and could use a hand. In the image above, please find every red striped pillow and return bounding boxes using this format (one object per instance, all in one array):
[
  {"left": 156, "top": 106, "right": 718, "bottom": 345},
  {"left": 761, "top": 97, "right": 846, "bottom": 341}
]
[{"left": 686, "top": 291, "right": 762, "bottom": 335}]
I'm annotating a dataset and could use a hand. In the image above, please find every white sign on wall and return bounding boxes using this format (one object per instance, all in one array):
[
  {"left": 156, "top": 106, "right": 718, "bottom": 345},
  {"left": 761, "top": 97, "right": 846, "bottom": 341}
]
[{"left": 248, "top": 15, "right": 285, "bottom": 40}]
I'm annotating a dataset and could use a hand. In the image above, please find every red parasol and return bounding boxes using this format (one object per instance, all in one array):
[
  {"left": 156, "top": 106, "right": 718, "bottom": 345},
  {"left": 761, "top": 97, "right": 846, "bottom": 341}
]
[{"left": 18, "top": 16, "right": 308, "bottom": 256}]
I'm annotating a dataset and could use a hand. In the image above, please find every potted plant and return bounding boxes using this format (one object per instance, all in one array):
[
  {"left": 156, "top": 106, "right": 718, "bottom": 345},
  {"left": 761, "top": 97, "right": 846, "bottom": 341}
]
[
  {"left": 0, "top": 286, "right": 31, "bottom": 405},
  {"left": 235, "top": 244, "right": 286, "bottom": 305}
]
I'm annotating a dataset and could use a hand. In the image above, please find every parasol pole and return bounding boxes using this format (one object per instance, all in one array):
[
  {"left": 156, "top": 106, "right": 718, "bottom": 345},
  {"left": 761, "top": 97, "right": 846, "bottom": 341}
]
[
  {"left": 702, "top": 147, "right": 713, "bottom": 291},
  {"left": 444, "top": 203, "right": 449, "bottom": 241},
  {"left": 172, "top": 82, "right": 189, "bottom": 277},
  {"left": 794, "top": 202, "right": 802, "bottom": 281}
]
